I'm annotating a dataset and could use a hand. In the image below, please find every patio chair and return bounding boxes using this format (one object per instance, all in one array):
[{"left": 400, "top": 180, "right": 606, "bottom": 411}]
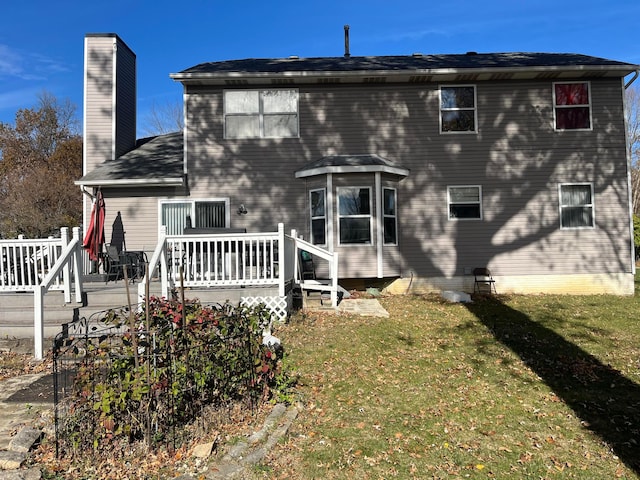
[
  {"left": 103, "top": 244, "right": 125, "bottom": 282},
  {"left": 300, "top": 250, "right": 316, "bottom": 280},
  {"left": 473, "top": 267, "right": 497, "bottom": 294}
]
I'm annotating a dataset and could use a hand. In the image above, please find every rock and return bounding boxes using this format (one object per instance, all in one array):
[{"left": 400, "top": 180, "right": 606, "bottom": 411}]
[
  {"left": 8, "top": 429, "right": 41, "bottom": 454},
  {"left": 192, "top": 441, "right": 215, "bottom": 459},
  {"left": 441, "top": 290, "right": 472, "bottom": 303},
  {"left": 0, "top": 467, "right": 42, "bottom": 479},
  {"left": 0, "top": 451, "right": 26, "bottom": 470}
]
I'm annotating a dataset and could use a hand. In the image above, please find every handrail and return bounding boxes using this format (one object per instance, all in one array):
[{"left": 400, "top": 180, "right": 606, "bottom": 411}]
[
  {"left": 137, "top": 226, "right": 170, "bottom": 303},
  {"left": 33, "top": 227, "right": 84, "bottom": 359},
  {"left": 292, "top": 235, "right": 340, "bottom": 307}
]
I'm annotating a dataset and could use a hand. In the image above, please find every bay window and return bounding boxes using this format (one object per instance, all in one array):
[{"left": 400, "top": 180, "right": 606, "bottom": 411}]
[
  {"left": 310, "top": 189, "right": 326, "bottom": 245},
  {"left": 338, "top": 187, "right": 372, "bottom": 244},
  {"left": 383, "top": 188, "right": 397, "bottom": 245}
]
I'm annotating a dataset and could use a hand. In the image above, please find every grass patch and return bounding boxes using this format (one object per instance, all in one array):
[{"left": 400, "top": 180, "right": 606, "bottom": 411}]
[{"left": 260, "top": 287, "right": 640, "bottom": 479}]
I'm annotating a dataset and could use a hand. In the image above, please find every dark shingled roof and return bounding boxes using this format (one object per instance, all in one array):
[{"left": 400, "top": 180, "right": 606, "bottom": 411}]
[
  {"left": 175, "top": 52, "right": 637, "bottom": 76},
  {"left": 76, "top": 132, "right": 184, "bottom": 187}
]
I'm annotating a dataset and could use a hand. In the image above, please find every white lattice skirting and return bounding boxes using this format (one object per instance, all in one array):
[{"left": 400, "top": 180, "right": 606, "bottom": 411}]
[{"left": 241, "top": 295, "right": 290, "bottom": 322}]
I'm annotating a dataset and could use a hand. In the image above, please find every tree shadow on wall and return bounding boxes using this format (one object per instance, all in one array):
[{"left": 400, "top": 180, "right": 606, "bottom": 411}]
[{"left": 465, "top": 296, "right": 640, "bottom": 474}]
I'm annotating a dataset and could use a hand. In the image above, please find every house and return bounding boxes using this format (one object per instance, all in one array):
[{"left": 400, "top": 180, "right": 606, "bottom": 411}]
[{"left": 76, "top": 33, "right": 639, "bottom": 296}]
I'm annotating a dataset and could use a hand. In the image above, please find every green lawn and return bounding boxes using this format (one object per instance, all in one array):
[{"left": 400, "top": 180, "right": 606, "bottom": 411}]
[{"left": 260, "top": 277, "right": 640, "bottom": 479}]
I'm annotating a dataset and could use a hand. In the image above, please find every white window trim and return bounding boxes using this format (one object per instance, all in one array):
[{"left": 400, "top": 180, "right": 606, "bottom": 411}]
[
  {"left": 337, "top": 186, "right": 373, "bottom": 246},
  {"left": 382, "top": 187, "right": 398, "bottom": 246},
  {"left": 558, "top": 183, "right": 595, "bottom": 229},
  {"left": 552, "top": 81, "right": 593, "bottom": 132},
  {"left": 447, "top": 185, "right": 483, "bottom": 221},
  {"left": 439, "top": 84, "right": 478, "bottom": 134},
  {"left": 158, "top": 198, "right": 231, "bottom": 233},
  {"left": 223, "top": 89, "right": 300, "bottom": 139},
  {"left": 309, "top": 188, "right": 327, "bottom": 247}
]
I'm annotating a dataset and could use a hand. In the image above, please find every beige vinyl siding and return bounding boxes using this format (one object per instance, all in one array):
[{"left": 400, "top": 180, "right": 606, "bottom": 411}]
[
  {"left": 182, "top": 78, "right": 632, "bottom": 281},
  {"left": 84, "top": 34, "right": 136, "bottom": 166},
  {"left": 84, "top": 36, "right": 115, "bottom": 170},
  {"left": 114, "top": 39, "right": 136, "bottom": 158},
  {"left": 97, "top": 187, "right": 186, "bottom": 257},
  {"left": 185, "top": 89, "right": 307, "bottom": 234}
]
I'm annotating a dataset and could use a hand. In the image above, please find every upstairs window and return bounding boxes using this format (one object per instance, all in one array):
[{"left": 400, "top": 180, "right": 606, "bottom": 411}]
[
  {"left": 559, "top": 183, "right": 594, "bottom": 228},
  {"left": 338, "top": 187, "right": 372, "bottom": 244},
  {"left": 310, "top": 189, "right": 326, "bottom": 246},
  {"left": 440, "top": 85, "right": 477, "bottom": 133},
  {"left": 448, "top": 186, "right": 482, "bottom": 220},
  {"left": 383, "top": 188, "right": 397, "bottom": 245},
  {"left": 553, "top": 82, "right": 591, "bottom": 130},
  {"left": 224, "top": 89, "right": 299, "bottom": 139},
  {"left": 161, "top": 200, "right": 228, "bottom": 235}
]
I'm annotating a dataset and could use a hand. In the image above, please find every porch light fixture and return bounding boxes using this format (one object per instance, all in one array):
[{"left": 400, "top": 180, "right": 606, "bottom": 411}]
[{"left": 237, "top": 204, "right": 248, "bottom": 215}]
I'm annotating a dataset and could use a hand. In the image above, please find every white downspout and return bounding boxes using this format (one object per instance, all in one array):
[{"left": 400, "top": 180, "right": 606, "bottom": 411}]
[{"left": 623, "top": 70, "right": 639, "bottom": 277}]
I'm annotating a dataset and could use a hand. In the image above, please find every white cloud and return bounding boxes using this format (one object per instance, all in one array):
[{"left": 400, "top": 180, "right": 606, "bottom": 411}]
[
  {"left": 0, "top": 87, "right": 40, "bottom": 111},
  {"left": 0, "top": 44, "right": 23, "bottom": 77},
  {"left": 0, "top": 44, "right": 68, "bottom": 81}
]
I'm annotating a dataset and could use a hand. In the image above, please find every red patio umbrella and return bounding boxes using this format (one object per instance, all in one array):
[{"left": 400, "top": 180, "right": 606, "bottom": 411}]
[{"left": 82, "top": 190, "right": 105, "bottom": 263}]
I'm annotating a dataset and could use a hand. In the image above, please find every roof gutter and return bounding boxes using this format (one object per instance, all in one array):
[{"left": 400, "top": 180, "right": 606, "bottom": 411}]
[
  {"left": 170, "top": 64, "right": 637, "bottom": 83},
  {"left": 624, "top": 69, "right": 639, "bottom": 89},
  {"left": 74, "top": 178, "right": 185, "bottom": 188}
]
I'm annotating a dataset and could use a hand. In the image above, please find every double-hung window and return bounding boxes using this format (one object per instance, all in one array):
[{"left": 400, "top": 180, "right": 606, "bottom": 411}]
[
  {"left": 161, "top": 200, "right": 228, "bottom": 235},
  {"left": 310, "top": 189, "right": 326, "bottom": 246},
  {"left": 338, "top": 187, "right": 372, "bottom": 244},
  {"left": 559, "top": 183, "right": 594, "bottom": 228},
  {"left": 383, "top": 188, "right": 397, "bottom": 245},
  {"left": 440, "top": 85, "right": 477, "bottom": 133},
  {"left": 448, "top": 186, "right": 482, "bottom": 220},
  {"left": 224, "top": 89, "right": 299, "bottom": 139},
  {"left": 553, "top": 82, "right": 591, "bottom": 130}
]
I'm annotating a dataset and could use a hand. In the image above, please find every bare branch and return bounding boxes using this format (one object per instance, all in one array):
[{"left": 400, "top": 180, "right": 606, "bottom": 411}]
[{"left": 141, "top": 100, "right": 184, "bottom": 137}]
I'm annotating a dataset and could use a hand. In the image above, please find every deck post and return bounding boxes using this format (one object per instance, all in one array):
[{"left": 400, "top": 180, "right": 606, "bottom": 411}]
[
  {"left": 159, "top": 227, "right": 168, "bottom": 298},
  {"left": 331, "top": 252, "right": 339, "bottom": 307},
  {"left": 72, "top": 227, "right": 83, "bottom": 303},
  {"left": 278, "top": 223, "right": 285, "bottom": 297},
  {"left": 33, "top": 284, "right": 44, "bottom": 360},
  {"left": 60, "top": 227, "right": 71, "bottom": 303},
  {"left": 290, "top": 229, "right": 298, "bottom": 284}
]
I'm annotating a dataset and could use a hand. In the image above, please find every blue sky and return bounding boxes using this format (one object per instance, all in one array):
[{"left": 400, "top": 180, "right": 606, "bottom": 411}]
[{"left": 1, "top": 0, "right": 640, "bottom": 133}]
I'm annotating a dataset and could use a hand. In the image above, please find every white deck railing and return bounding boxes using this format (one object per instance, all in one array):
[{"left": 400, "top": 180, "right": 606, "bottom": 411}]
[
  {"left": 0, "top": 235, "right": 66, "bottom": 292},
  {"left": 138, "top": 223, "right": 340, "bottom": 307},
  {"left": 168, "top": 232, "right": 281, "bottom": 286},
  {"left": 0, "top": 228, "right": 84, "bottom": 360}
]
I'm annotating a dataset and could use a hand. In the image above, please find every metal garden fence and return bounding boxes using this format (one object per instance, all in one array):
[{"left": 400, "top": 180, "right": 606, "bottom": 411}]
[{"left": 52, "top": 299, "right": 266, "bottom": 457}]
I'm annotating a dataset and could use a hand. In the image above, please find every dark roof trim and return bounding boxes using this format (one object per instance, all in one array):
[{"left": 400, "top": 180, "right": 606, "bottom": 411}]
[
  {"left": 295, "top": 154, "right": 410, "bottom": 178},
  {"left": 85, "top": 33, "right": 136, "bottom": 58}
]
